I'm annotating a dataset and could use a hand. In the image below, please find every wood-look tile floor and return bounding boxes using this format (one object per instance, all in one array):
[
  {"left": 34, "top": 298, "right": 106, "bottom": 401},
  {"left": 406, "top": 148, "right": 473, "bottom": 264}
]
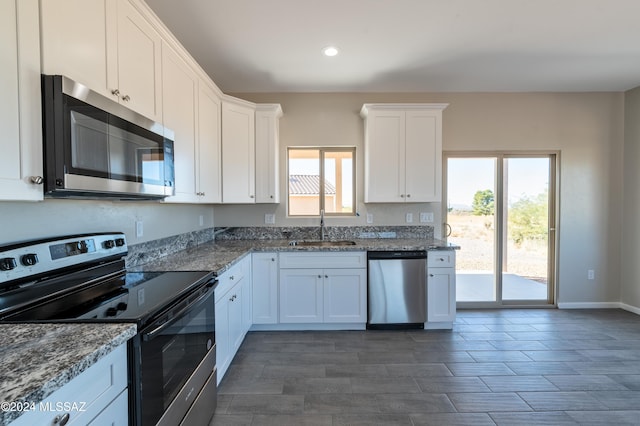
[{"left": 210, "top": 309, "right": 640, "bottom": 425}]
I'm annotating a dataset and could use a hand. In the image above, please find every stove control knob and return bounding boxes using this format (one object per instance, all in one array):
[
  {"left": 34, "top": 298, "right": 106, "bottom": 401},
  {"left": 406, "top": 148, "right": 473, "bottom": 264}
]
[
  {"left": 116, "top": 302, "right": 128, "bottom": 311},
  {"left": 103, "top": 240, "right": 115, "bottom": 249},
  {"left": 20, "top": 253, "right": 38, "bottom": 266},
  {"left": 0, "top": 258, "right": 17, "bottom": 271},
  {"left": 115, "top": 238, "right": 125, "bottom": 247},
  {"left": 105, "top": 307, "right": 118, "bottom": 317}
]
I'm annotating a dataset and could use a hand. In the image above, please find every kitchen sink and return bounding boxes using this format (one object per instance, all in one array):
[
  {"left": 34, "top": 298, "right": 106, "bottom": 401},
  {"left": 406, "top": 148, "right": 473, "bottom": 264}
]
[{"left": 288, "top": 240, "right": 357, "bottom": 247}]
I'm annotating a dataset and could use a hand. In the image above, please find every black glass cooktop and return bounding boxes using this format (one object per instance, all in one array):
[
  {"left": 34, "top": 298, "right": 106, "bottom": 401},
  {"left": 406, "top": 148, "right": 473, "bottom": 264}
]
[{"left": 0, "top": 267, "right": 214, "bottom": 325}]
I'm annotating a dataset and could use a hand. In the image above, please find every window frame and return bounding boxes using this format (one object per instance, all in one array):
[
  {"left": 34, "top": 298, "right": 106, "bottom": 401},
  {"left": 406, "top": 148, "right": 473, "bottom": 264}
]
[{"left": 287, "top": 146, "right": 356, "bottom": 217}]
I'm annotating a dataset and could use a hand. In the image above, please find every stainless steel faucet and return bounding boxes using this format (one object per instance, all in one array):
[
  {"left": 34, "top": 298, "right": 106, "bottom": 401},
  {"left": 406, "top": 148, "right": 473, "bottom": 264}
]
[{"left": 320, "top": 209, "right": 326, "bottom": 240}]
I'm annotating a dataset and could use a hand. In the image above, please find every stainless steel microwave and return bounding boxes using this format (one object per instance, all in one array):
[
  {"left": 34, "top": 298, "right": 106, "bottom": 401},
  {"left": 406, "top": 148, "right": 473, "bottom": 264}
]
[{"left": 41, "top": 75, "right": 175, "bottom": 200}]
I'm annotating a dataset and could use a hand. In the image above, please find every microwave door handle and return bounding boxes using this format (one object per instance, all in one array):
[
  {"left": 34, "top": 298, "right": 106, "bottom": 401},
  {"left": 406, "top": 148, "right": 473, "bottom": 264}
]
[{"left": 143, "top": 285, "right": 213, "bottom": 341}]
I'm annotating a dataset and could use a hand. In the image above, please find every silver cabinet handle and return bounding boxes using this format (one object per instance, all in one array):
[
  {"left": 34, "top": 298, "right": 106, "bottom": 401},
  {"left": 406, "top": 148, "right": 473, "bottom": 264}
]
[
  {"left": 317, "top": 275, "right": 322, "bottom": 278},
  {"left": 230, "top": 275, "right": 234, "bottom": 280},
  {"left": 325, "top": 275, "right": 328, "bottom": 278},
  {"left": 429, "top": 274, "right": 434, "bottom": 277},
  {"left": 407, "top": 194, "right": 411, "bottom": 198},
  {"left": 271, "top": 258, "right": 275, "bottom": 261},
  {"left": 122, "top": 94, "right": 131, "bottom": 102},
  {"left": 439, "top": 258, "right": 445, "bottom": 261},
  {"left": 250, "top": 195, "right": 255, "bottom": 198},
  {"left": 270, "top": 195, "right": 274, "bottom": 198},
  {"left": 30, "top": 176, "right": 43, "bottom": 184},
  {"left": 54, "top": 413, "right": 70, "bottom": 425},
  {"left": 400, "top": 194, "right": 405, "bottom": 198},
  {"left": 111, "top": 88, "right": 120, "bottom": 96}
]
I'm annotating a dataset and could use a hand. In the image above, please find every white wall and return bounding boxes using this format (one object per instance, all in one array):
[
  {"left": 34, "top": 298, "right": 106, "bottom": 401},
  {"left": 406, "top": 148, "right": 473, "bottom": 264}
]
[
  {"left": 622, "top": 86, "right": 640, "bottom": 312},
  {"left": 219, "top": 92, "right": 625, "bottom": 306},
  {"left": 0, "top": 199, "right": 214, "bottom": 245}
]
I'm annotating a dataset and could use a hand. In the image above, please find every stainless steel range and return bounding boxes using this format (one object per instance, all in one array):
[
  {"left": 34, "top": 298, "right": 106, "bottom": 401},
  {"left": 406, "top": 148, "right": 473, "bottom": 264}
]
[{"left": 0, "top": 233, "right": 217, "bottom": 425}]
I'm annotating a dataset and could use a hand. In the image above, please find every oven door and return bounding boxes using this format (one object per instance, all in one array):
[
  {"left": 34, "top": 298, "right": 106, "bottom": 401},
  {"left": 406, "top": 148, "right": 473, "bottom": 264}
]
[{"left": 136, "top": 281, "right": 216, "bottom": 426}]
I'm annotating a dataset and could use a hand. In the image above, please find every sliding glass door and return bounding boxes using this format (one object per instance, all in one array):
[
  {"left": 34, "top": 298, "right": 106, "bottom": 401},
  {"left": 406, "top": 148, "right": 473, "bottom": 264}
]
[{"left": 445, "top": 153, "right": 556, "bottom": 307}]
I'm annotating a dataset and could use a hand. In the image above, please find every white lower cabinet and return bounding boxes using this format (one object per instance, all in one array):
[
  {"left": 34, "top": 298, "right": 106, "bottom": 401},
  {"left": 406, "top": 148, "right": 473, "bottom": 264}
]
[
  {"left": 251, "top": 253, "right": 279, "bottom": 324},
  {"left": 10, "top": 343, "right": 128, "bottom": 426},
  {"left": 279, "top": 252, "right": 367, "bottom": 325},
  {"left": 323, "top": 269, "right": 367, "bottom": 323},
  {"left": 426, "top": 250, "right": 456, "bottom": 327},
  {"left": 279, "top": 269, "right": 324, "bottom": 323},
  {"left": 215, "top": 255, "right": 251, "bottom": 384}
]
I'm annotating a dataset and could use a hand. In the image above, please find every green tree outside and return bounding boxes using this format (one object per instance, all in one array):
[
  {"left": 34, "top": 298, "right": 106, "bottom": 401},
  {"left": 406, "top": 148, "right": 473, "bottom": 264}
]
[
  {"left": 508, "top": 190, "right": 549, "bottom": 245},
  {"left": 472, "top": 189, "right": 494, "bottom": 216}
]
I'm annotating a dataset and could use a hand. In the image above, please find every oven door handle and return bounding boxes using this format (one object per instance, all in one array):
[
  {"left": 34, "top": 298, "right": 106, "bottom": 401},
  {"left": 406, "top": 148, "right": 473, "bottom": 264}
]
[{"left": 143, "top": 284, "right": 213, "bottom": 341}]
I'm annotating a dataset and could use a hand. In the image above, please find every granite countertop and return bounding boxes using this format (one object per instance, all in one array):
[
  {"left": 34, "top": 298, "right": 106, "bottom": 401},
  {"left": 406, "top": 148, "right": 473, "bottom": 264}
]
[
  {"left": 132, "top": 237, "right": 459, "bottom": 276},
  {"left": 0, "top": 323, "right": 136, "bottom": 425}
]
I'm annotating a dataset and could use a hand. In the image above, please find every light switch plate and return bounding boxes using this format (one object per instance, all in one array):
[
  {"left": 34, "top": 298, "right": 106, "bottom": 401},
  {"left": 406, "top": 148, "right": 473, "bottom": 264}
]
[
  {"left": 135, "top": 221, "right": 143, "bottom": 238},
  {"left": 420, "top": 212, "right": 434, "bottom": 223},
  {"left": 265, "top": 214, "right": 276, "bottom": 224},
  {"left": 366, "top": 213, "right": 373, "bottom": 224},
  {"left": 406, "top": 213, "right": 413, "bottom": 223}
]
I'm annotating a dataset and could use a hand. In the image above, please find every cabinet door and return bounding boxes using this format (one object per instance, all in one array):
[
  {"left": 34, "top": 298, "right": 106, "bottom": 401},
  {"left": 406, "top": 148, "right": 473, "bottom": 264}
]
[
  {"left": 255, "top": 105, "right": 281, "bottom": 203},
  {"left": 214, "top": 294, "right": 230, "bottom": 385},
  {"left": 222, "top": 100, "right": 256, "bottom": 203},
  {"left": 323, "top": 268, "right": 367, "bottom": 323},
  {"left": 197, "top": 81, "right": 222, "bottom": 203},
  {"left": 0, "top": 0, "right": 42, "bottom": 201},
  {"left": 240, "top": 259, "right": 252, "bottom": 335},
  {"left": 364, "top": 110, "right": 404, "bottom": 202},
  {"left": 279, "top": 269, "right": 323, "bottom": 323},
  {"left": 427, "top": 268, "right": 456, "bottom": 322},
  {"left": 161, "top": 42, "right": 198, "bottom": 203},
  {"left": 113, "top": 0, "right": 162, "bottom": 121},
  {"left": 405, "top": 109, "right": 442, "bottom": 202},
  {"left": 40, "top": 0, "right": 110, "bottom": 98},
  {"left": 252, "top": 253, "right": 278, "bottom": 324},
  {"left": 228, "top": 283, "right": 244, "bottom": 353}
]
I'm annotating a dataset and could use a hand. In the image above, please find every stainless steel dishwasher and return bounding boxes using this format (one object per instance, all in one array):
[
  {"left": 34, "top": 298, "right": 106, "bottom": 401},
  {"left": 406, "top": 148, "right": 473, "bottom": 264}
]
[{"left": 367, "top": 251, "right": 427, "bottom": 329}]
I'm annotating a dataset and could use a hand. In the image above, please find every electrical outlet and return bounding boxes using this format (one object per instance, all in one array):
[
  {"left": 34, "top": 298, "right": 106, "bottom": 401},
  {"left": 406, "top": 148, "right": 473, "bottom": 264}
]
[
  {"left": 135, "top": 220, "right": 143, "bottom": 238},
  {"left": 420, "top": 212, "right": 434, "bottom": 223},
  {"left": 265, "top": 214, "right": 275, "bottom": 224},
  {"left": 366, "top": 213, "right": 373, "bottom": 224},
  {"left": 199, "top": 215, "right": 204, "bottom": 226},
  {"left": 405, "top": 213, "right": 413, "bottom": 223},
  {"left": 587, "top": 269, "right": 595, "bottom": 280}
]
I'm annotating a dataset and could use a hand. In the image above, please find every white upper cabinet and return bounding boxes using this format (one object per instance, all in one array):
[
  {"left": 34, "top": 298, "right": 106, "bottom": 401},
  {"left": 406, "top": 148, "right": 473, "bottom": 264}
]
[
  {"left": 161, "top": 42, "right": 198, "bottom": 203},
  {"left": 110, "top": 0, "right": 162, "bottom": 121},
  {"left": 255, "top": 104, "right": 283, "bottom": 203},
  {"left": 196, "top": 80, "right": 222, "bottom": 203},
  {"left": 361, "top": 104, "right": 448, "bottom": 203},
  {"left": 40, "top": 0, "right": 162, "bottom": 122},
  {"left": 0, "top": 0, "right": 43, "bottom": 201},
  {"left": 222, "top": 98, "right": 256, "bottom": 203}
]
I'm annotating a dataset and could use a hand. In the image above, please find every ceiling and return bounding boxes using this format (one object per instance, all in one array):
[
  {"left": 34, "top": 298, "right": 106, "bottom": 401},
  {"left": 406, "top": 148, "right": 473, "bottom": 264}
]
[{"left": 145, "top": 0, "right": 640, "bottom": 93}]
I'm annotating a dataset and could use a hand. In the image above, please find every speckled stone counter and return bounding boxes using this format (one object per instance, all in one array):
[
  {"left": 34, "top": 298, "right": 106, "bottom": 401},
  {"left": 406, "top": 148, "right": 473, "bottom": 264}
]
[
  {"left": 0, "top": 323, "right": 136, "bottom": 425},
  {"left": 131, "top": 237, "right": 459, "bottom": 275}
]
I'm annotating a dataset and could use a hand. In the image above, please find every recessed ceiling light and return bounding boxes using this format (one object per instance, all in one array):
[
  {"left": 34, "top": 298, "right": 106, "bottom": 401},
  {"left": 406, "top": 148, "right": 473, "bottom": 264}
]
[{"left": 322, "top": 46, "right": 339, "bottom": 57}]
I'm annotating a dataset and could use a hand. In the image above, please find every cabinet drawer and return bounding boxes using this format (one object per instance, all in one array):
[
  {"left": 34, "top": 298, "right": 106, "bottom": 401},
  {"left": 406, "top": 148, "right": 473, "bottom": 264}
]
[
  {"left": 279, "top": 252, "right": 366, "bottom": 269},
  {"left": 11, "top": 343, "right": 127, "bottom": 426},
  {"left": 428, "top": 250, "right": 455, "bottom": 268},
  {"left": 215, "top": 259, "right": 247, "bottom": 303}
]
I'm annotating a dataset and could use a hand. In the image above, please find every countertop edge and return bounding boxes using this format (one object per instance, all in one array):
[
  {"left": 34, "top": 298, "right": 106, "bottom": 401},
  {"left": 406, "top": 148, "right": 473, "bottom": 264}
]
[{"left": 1, "top": 323, "right": 137, "bottom": 425}]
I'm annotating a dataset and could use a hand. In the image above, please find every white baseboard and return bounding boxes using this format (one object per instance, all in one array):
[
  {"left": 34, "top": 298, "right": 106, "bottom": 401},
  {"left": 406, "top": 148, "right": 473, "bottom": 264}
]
[
  {"left": 620, "top": 303, "right": 640, "bottom": 315},
  {"left": 557, "top": 302, "right": 622, "bottom": 309},
  {"left": 557, "top": 302, "right": 640, "bottom": 316}
]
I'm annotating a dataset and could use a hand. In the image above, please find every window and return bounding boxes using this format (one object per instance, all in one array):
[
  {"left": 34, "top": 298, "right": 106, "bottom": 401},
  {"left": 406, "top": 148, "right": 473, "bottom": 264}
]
[{"left": 288, "top": 147, "right": 355, "bottom": 216}]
